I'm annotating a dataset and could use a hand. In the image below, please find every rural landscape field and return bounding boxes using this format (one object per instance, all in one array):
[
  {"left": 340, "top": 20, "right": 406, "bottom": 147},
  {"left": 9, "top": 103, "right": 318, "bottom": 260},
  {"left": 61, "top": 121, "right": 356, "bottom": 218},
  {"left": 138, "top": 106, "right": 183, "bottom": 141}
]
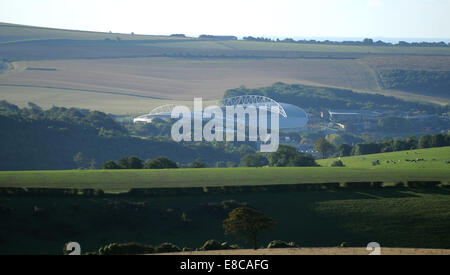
[{"left": 0, "top": 0, "right": 450, "bottom": 260}]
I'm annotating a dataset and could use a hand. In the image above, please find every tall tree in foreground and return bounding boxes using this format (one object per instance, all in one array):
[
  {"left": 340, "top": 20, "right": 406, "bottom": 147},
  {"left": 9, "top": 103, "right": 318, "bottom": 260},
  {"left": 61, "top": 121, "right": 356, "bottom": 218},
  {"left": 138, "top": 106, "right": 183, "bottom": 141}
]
[{"left": 223, "top": 207, "right": 275, "bottom": 250}]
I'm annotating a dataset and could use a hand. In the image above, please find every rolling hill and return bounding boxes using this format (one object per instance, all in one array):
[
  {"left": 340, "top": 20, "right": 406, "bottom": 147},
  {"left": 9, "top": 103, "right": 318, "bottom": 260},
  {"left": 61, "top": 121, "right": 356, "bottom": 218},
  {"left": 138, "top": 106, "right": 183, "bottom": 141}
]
[{"left": 1, "top": 23, "right": 449, "bottom": 114}]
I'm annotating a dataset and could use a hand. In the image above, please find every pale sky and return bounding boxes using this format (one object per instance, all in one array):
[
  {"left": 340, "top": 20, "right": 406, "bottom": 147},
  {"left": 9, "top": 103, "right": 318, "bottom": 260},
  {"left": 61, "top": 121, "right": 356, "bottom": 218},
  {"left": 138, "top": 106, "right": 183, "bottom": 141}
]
[{"left": 1, "top": 0, "right": 450, "bottom": 39}]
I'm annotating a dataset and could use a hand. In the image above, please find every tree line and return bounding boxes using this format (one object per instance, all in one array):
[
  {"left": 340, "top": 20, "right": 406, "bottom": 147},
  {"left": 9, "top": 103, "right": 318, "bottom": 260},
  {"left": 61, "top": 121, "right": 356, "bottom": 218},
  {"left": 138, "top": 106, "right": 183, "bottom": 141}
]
[
  {"left": 102, "top": 156, "right": 207, "bottom": 169},
  {"left": 315, "top": 133, "right": 450, "bottom": 158},
  {"left": 242, "top": 36, "right": 450, "bottom": 47}
]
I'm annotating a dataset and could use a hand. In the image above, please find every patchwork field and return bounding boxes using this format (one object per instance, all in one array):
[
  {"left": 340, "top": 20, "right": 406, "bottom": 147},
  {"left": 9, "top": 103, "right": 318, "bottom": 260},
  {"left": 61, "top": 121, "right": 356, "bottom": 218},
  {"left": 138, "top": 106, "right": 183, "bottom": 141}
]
[{"left": 1, "top": 23, "right": 450, "bottom": 113}]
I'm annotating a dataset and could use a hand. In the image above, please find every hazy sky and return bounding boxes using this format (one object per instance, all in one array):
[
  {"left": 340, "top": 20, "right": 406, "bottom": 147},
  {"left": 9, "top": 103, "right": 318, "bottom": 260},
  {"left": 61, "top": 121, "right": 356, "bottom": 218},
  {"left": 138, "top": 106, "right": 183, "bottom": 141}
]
[{"left": 1, "top": 0, "right": 449, "bottom": 39}]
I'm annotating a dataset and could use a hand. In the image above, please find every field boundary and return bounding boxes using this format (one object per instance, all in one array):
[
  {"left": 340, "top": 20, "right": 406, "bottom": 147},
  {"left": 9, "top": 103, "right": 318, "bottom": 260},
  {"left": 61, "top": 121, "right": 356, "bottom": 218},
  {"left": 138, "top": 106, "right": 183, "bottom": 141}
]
[{"left": 0, "top": 180, "right": 447, "bottom": 197}]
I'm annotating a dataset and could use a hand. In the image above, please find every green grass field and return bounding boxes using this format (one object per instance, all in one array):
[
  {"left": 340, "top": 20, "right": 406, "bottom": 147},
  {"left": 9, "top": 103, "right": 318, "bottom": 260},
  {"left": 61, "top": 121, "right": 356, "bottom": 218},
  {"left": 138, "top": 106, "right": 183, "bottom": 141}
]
[
  {"left": 0, "top": 147, "right": 448, "bottom": 192},
  {"left": 0, "top": 167, "right": 448, "bottom": 192},
  {"left": 1, "top": 147, "right": 450, "bottom": 254},
  {"left": 317, "top": 146, "right": 450, "bottom": 169},
  {"left": 2, "top": 188, "right": 450, "bottom": 254}
]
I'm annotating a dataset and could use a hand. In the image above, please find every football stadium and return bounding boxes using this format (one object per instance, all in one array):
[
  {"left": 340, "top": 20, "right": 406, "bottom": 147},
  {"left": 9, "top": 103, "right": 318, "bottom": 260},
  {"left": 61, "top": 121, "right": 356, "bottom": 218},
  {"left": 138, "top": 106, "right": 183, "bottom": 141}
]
[{"left": 133, "top": 95, "right": 309, "bottom": 130}]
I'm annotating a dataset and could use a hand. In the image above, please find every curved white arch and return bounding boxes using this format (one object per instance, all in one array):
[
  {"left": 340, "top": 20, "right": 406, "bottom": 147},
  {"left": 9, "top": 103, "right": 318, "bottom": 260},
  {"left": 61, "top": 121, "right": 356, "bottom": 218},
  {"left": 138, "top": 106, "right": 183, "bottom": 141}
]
[
  {"left": 148, "top": 104, "right": 181, "bottom": 115},
  {"left": 134, "top": 104, "right": 185, "bottom": 123},
  {"left": 218, "top": 95, "right": 287, "bottom": 118}
]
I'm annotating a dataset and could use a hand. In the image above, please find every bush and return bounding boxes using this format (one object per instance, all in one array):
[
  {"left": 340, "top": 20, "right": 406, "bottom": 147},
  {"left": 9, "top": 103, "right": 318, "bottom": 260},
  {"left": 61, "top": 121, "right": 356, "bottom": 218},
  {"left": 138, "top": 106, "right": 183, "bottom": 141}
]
[
  {"left": 97, "top": 242, "right": 155, "bottom": 255},
  {"left": 344, "top": 182, "right": 371, "bottom": 188},
  {"left": 156, "top": 242, "right": 181, "bottom": 253},
  {"left": 199, "top": 240, "right": 222, "bottom": 251},
  {"left": 102, "top": 160, "right": 120, "bottom": 169},
  {"left": 267, "top": 240, "right": 296, "bottom": 249},
  {"left": 240, "top": 154, "right": 268, "bottom": 167},
  {"left": 322, "top": 182, "right": 340, "bottom": 189},
  {"left": 395, "top": 181, "right": 405, "bottom": 188},
  {"left": 407, "top": 181, "right": 441, "bottom": 188},
  {"left": 331, "top": 160, "right": 345, "bottom": 167},
  {"left": 372, "top": 182, "right": 383, "bottom": 188},
  {"left": 144, "top": 156, "right": 178, "bottom": 169},
  {"left": 190, "top": 159, "right": 207, "bottom": 168}
]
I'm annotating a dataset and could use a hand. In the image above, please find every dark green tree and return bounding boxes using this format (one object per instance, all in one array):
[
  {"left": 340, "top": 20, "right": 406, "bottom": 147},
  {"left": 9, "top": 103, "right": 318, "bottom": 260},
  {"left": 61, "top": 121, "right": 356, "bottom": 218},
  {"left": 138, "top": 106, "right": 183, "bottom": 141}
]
[
  {"left": 144, "top": 157, "right": 178, "bottom": 169},
  {"left": 223, "top": 207, "right": 275, "bottom": 250},
  {"left": 102, "top": 160, "right": 120, "bottom": 169},
  {"left": 190, "top": 159, "right": 207, "bottom": 168},
  {"left": 128, "top": 156, "right": 144, "bottom": 169},
  {"left": 118, "top": 157, "right": 130, "bottom": 169},
  {"left": 314, "top": 138, "right": 335, "bottom": 158},
  {"left": 419, "top": 134, "right": 433, "bottom": 148},
  {"left": 405, "top": 135, "right": 418, "bottom": 150},
  {"left": 337, "top": 144, "right": 353, "bottom": 157},
  {"left": 240, "top": 154, "right": 268, "bottom": 167}
]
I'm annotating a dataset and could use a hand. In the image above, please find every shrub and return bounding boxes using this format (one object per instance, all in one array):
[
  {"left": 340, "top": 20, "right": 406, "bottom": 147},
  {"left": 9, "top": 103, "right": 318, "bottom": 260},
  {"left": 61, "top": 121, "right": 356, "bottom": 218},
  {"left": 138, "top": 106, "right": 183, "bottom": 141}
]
[
  {"left": 372, "top": 182, "right": 383, "bottom": 188},
  {"left": 344, "top": 182, "right": 371, "bottom": 188},
  {"left": 156, "top": 242, "right": 181, "bottom": 253},
  {"left": 331, "top": 160, "right": 345, "bottom": 167},
  {"left": 395, "top": 182, "right": 405, "bottom": 188},
  {"left": 97, "top": 242, "right": 155, "bottom": 255},
  {"left": 267, "top": 240, "right": 296, "bottom": 249},
  {"left": 190, "top": 159, "right": 207, "bottom": 168},
  {"left": 407, "top": 181, "right": 441, "bottom": 188},
  {"left": 240, "top": 154, "right": 268, "bottom": 167},
  {"left": 102, "top": 160, "right": 120, "bottom": 169},
  {"left": 199, "top": 240, "right": 222, "bottom": 251},
  {"left": 322, "top": 182, "right": 340, "bottom": 189},
  {"left": 144, "top": 156, "right": 178, "bottom": 169}
]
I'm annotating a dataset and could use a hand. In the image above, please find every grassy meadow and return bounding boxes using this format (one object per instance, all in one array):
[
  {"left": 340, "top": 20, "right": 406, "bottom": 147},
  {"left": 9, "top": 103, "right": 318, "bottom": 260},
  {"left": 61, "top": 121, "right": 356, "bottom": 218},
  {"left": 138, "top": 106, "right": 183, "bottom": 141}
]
[
  {"left": 317, "top": 146, "right": 450, "bottom": 169},
  {"left": 0, "top": 167, "right": 448, "bottom": 193},
  {"left": 0, "top": 147, "right": 448, "bottom": 192},
  {"left": 1, "top": 188, "right": 450, "bottom": 254}
]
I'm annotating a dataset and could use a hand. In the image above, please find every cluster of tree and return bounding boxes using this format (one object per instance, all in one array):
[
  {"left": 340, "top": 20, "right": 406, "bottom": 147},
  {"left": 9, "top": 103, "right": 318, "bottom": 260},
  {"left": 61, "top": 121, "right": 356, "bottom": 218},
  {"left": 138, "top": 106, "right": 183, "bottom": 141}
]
[
  {"left": 377, "top": 116, "right": 413, "bottom": 133},
  {"left": 318, "top": 133, "right": 450, "bottom": 157},
  {"left": 103, "top": 156, "right": 178, "bottom": 169},
  {"left": 102, "top": 156, "right": 209, "bottom": 169},
  {"left": 380, "top": 70, "right": 450, "bottom": 97},
  {"left": 199, "top": 35, "right": 237, "bottom": 40},
  {"left": 241, "top": 36, "right": 449, "bottom": 47},
  {"left": 240, "top": 145, "right": 318, "bottom": 167},
  {"left": 0, "top": 101, "right": 240, "bottom": 170},
  {"left": 224, "top": 83, "right": 445, "bottom": 114}
]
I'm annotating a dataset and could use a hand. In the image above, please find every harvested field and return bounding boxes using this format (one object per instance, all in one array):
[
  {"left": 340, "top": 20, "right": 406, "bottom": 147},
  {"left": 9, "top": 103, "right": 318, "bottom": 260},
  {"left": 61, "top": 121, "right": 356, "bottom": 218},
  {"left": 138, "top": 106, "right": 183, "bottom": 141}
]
[{"left": 0, "top": 57, "right": 378, "bottom": 103}]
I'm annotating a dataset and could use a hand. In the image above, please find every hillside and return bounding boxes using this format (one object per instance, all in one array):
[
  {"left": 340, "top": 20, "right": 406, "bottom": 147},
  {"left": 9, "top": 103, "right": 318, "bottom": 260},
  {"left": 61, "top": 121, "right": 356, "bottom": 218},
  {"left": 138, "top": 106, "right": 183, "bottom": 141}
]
[
  {"left": 1, "top": 23, "right": 449, "bottom": 113},
  {"left": 0, "top": 22, "right": 188, "bottom": 43},
  {"left": 2, "top": 187, "right": 450, "bottom": 254},
  {"left": 317, "top": 146, "right": 450, "bottom": 169}
]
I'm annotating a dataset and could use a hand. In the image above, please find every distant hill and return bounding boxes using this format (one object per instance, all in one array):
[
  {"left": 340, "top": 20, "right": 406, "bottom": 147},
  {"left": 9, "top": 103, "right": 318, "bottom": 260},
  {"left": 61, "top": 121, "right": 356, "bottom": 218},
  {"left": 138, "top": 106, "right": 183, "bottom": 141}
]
[
  {"left": 0, "top": 22, "right": 449, "bottom": 112},
  {"left": 318, "top": 146, "right": 450, "bottom": 169},
  {"left": 0, "top": 22, "right": 188, "bottom": 43}
]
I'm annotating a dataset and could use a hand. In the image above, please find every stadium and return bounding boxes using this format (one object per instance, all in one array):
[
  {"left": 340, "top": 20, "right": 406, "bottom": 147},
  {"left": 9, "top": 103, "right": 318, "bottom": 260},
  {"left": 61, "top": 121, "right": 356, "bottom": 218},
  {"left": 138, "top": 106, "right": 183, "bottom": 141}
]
[{"left": 133, "top": 95, "right": 309, "bottom": 130}]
